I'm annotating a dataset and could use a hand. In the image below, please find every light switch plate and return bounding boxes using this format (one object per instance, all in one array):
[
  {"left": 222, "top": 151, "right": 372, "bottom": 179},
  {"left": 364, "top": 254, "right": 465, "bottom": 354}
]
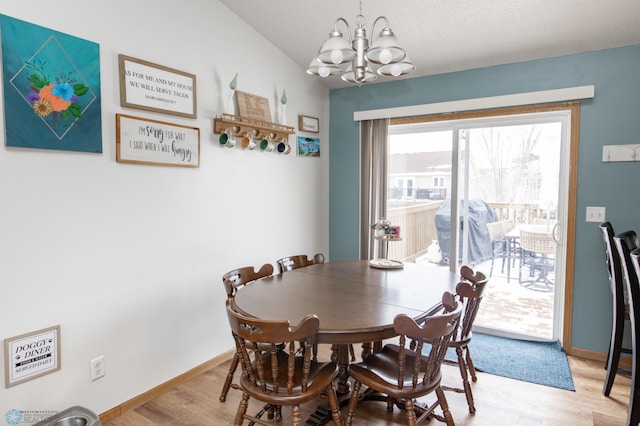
[{"left": 586, "top": 206, "right": 606, "bottom": 223}]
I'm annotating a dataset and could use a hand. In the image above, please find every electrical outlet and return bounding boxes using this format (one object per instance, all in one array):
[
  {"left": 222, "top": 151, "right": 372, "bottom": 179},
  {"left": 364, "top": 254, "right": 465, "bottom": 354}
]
[
  {"left": 586, "top": 206, "right": 606, "bottom": 223},
  {"left": 91, "top": 356, "right": 105, "bottom": 381}
]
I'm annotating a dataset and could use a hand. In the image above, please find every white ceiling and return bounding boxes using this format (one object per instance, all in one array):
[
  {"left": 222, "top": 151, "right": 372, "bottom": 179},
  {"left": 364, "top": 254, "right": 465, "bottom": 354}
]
[{"left": 219, "top": 0, "right": 640, "bottom": 89}]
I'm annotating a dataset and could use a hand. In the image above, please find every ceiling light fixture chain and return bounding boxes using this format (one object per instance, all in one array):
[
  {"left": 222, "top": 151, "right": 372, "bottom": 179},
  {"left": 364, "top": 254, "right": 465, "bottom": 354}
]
[{"left": 306, "top": 0, "right": 415, "bottom": 86}]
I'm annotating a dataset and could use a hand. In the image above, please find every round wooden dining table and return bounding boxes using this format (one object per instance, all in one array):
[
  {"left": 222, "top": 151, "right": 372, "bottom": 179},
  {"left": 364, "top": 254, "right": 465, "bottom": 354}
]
[{"left": 233, "top": 259, "right": 460, "bottom": 394}]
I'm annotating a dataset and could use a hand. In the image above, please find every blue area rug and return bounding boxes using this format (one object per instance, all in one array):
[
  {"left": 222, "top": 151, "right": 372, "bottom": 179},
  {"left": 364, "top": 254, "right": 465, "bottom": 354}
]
[{"left": 446, "top": 333, "right": 575, "bottom": 391}]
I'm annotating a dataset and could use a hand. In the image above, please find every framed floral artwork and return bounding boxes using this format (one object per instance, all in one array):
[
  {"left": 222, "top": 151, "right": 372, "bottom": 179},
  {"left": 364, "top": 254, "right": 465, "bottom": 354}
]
[{"left": 0, "top": 15, "right": 102, "bottom": 153}]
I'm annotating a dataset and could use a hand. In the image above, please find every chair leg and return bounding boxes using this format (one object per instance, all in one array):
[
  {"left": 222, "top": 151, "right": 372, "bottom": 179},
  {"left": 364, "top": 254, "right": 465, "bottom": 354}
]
[
  {"left": 603, "top": 310, "right": 625, "bottom": 395},
  {"left": 404, "top": 398, "right": 417, "bottom": 426},
  {"left": 466, "top": 346, "right": 478, "bottom": 382},
  {"left": 629, "top": 361, "right": 640, "bottom": 425},
  {"left": 235, "top": 392, "right": 250, "bottom": 426},
  {"left": 325, "top": 381, "right": 343, "bottom": 426},
  {"left": 345, "top": 380, "right": 362, "bottom": 426},
  {"left": 436, "top": 386, "right": 456, "bottom": 426},
  {"left": 292, "top": 405, "right": 302, "bottom": 426},
  {"left": 500, "top": 241, "right": 507, "bottom": 274},
  {"left": 489, "top": 255, "right": 495, "bottom": 277},
  {"left": 220, "top": 351, "right": 241, "bottom": 402},
  {"left": 519, "top": 248, "right": 523, "bottom": 283},
  {"left": 627, "top": 316, "right": 640, "bottom": 426},
  {"left": 267, "top": 405, "right": 282, "bottom": 420},
  {"left": 455, "top": 347, "right": 476, "bottom": 413}
]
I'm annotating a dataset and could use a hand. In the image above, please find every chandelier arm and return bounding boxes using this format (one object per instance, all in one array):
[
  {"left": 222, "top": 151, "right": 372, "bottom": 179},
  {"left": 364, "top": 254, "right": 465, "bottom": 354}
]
[
  {"left": 370, "top": 16, "right": 390, "bottom": 41},
  {"left": 335, "top": 17, "right": 353, "bottom": 44}
]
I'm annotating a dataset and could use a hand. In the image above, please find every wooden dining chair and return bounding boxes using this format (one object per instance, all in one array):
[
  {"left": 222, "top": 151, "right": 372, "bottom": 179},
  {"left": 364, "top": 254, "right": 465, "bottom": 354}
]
[
  {"left": 600, "top": 222, "right": 632, "bottom": 396},
  {"left": 225, "top": 299, "right": 343, "bottom": 426},
  {"left": 345, "top": 292, "right": 462, "bottom": 426},
  {"left": 439, "top": 265, "right": 489, "bottom": 414},
  {"left": 276, "top": 253, "right": 325, "bottom": 273},
  {"left": 614, "top": 231, "right": 640, "bottom": 425},
  {"left": 219, "top": 263, "right": 274, "bottom": 403}
]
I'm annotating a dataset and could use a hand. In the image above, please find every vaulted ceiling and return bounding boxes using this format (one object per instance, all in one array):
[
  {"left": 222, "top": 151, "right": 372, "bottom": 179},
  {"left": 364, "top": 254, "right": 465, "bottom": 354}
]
[{"left": 220, "top": 0, "right": 640, "bottom": 89}]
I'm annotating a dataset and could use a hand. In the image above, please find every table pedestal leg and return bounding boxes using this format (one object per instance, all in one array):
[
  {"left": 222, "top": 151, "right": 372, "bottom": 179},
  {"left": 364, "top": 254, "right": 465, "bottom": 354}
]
[
  {"left": 361, "top": 342, "right": 371, "bottom": 361},
  {"left": 336, "top": 344, "right": 351, "bottom": 394}
]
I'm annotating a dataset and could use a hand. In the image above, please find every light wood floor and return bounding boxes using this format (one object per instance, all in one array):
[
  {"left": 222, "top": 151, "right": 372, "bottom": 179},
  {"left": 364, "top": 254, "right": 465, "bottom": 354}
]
[{"left": 103, "top": 348, "right": 632, "bottom": 426}]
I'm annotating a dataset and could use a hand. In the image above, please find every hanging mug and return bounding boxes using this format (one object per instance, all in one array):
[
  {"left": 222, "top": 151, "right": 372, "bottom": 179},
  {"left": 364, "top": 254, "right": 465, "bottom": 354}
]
[
  {"left": 276, "top": 141, "right": 291, "bottom": 155},
  {"left": 260, "top": 137, "right": 274, "bottom": 152},
  {"left": 241, "top": 134, "right": 256, "bottom": 150},
  {"left": 219, "top": 130, "right": 235, "bottom": 148}
]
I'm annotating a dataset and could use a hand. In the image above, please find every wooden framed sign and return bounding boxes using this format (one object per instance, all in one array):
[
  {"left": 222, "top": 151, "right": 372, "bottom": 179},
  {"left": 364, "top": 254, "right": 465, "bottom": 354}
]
[
  {"left": 119, "top": 54, "right": 197, "bottom": 118},
  {"left": 4, "top": 325, "right": 61, "bottom": 388},
  {"left": 116, "top": 114, "right": 200, "bottom": 168},
  {"left": 298, "top": 115, "right": 319, "bottom": 133},
  {"left": 235, "top": 91, "right": 272, "bottom": 122}
]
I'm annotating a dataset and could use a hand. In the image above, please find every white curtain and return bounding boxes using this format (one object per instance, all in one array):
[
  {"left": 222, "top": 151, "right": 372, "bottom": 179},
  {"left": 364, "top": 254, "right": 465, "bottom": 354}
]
[{"left": 360, "top": 118, "right": 389, "bottom": 260}]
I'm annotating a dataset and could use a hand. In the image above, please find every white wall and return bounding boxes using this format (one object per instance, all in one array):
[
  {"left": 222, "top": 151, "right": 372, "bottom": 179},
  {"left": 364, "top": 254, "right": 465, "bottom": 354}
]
[{"left": 0, "top": 0, "right": 330, "bottom": 415}]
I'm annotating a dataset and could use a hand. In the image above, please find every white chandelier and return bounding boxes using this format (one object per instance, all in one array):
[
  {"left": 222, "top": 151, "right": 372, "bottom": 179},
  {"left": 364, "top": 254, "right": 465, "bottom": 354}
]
[{"left": 306, "top": 1, "right": 415, "bottom": 85}]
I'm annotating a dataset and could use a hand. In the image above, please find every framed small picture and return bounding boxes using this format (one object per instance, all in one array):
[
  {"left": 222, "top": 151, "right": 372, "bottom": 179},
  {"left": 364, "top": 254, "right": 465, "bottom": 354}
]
[
  {"left": 297, "top": 136, "right": 320, "bottom": 157},
  {"left": 5, "top": 325, "right": 61, "bottom": 388},
  {"left": 386, "top": 226, "right": 401, "bottom": 238},
  {"left": 298, "top": 115, "right": 319, "bottom": 133}
]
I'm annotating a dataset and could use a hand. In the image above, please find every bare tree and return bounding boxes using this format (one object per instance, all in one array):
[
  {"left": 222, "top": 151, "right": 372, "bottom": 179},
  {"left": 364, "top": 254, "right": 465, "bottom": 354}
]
[{"left": 467, "top": 125, "right": 543, "bottom": 204}]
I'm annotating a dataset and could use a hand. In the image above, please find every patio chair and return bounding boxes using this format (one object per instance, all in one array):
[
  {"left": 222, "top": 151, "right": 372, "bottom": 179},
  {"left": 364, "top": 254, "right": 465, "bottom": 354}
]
[
  {"left": 519, "top": 228, "right": 556, "bottom": 291},
  {"left": 486, "top": 221, "right": 507, "bottom": 277},
  {"left": 487, "top": 220, "right": 517, "bottom": 282}
]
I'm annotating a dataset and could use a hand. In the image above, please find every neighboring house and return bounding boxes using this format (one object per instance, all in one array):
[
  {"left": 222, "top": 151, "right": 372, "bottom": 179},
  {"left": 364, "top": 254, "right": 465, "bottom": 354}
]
[{"left": 388, "top": 151, "right": 451, "bottom": 201}]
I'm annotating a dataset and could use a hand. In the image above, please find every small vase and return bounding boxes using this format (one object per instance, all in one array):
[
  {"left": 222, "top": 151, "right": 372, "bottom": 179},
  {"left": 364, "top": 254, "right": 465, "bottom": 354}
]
[{"left": 375, "top": 228, "right": 386, "bottom": 238}]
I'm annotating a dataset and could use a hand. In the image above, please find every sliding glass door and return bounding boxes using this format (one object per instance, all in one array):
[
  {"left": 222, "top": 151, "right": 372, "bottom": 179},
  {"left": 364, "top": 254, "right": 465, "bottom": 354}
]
[{"left": 386, "top": 108, "right": 571, "bottom": 341}]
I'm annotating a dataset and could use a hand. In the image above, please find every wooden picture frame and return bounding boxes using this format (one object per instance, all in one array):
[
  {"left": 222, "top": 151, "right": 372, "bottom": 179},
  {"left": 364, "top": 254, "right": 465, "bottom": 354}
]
[
  {"left": 5, "top": 325, "right": 61, "bottom": 388},
  {"left": 116, "top": 114, "right": 200, "bottom": 168},
  {"left": 298, "top": 115, "right": 319, "bottom": 133},
  {"left": 235, "top": 91, "right": 272, "bottom": 122},
  {"left": 118, "top": 54, "right": 197, "bottom": 118}
]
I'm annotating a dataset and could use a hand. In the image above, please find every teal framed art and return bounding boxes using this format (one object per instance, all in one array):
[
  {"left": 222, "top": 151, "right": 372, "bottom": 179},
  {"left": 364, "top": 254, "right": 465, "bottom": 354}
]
[{"left": 0, "top": 15, "right": 102, "bottom": 153}]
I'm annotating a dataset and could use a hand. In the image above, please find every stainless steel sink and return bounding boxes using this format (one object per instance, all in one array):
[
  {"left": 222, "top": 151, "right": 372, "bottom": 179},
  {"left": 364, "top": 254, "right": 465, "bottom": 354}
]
[{"left": 33, "top": 406, "right": 102, "bottom": 426}]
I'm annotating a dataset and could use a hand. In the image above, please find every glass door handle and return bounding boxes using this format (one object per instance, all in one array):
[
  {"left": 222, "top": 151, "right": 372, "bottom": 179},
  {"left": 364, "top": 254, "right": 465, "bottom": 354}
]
[{"left": 552, "top": 222, "right": 562, "bottom": 245}]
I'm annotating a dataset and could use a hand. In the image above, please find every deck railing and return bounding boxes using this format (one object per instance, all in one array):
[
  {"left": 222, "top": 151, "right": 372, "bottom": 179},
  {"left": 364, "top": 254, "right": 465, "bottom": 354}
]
[{"left": 382, "top": 201, "right": 552, "bottom": 262}]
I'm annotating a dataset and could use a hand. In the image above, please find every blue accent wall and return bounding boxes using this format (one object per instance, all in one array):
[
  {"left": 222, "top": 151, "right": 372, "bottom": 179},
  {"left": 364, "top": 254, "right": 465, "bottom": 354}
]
[{"left": 329, "top": 45, "right": 640, "bottom": 352}]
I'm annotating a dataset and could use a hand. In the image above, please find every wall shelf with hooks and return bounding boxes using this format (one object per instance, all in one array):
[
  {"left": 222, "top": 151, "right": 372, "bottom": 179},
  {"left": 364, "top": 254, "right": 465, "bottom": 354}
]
[{"left": 213, "top": 113, "right": 295, "bottom": 148}]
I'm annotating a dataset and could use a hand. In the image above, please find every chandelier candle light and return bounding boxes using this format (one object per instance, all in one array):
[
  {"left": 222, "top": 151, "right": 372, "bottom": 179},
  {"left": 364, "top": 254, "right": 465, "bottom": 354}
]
[{"left": 306, "top": 0, "right": 415, "bottom": 85}]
